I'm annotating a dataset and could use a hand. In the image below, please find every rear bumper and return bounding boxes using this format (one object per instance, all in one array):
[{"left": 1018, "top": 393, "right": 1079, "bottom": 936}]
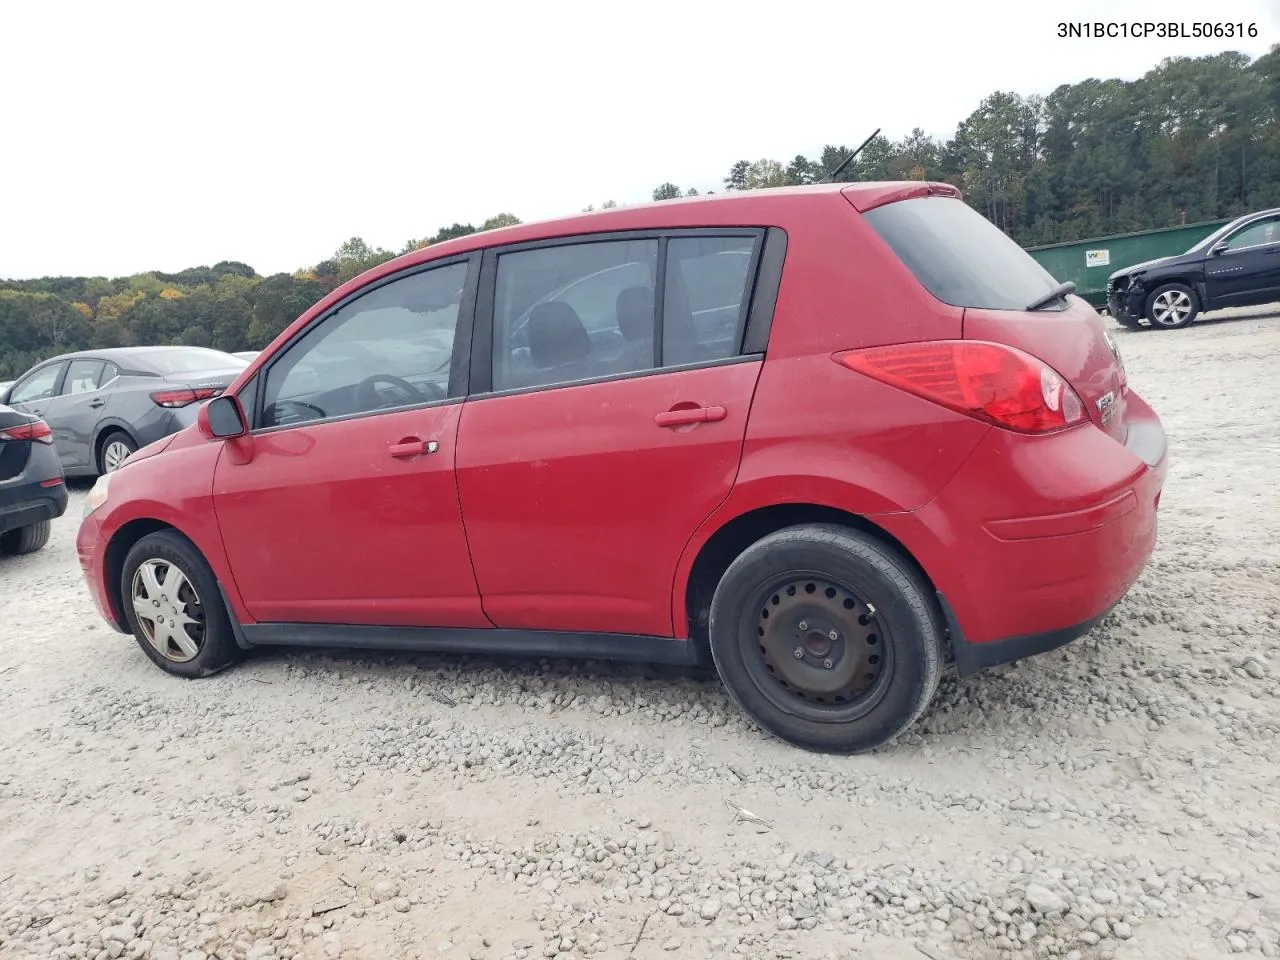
[
  {"left": 875, "top": 389, "right": 1167, "bottom": 661},
  {"left": 939, "top": 593, "right": 1116, "bottom": 677},
  {"left": 0, "top": 484, "right": 68, "bottom": 535},
  {"left": 0, "top": 445, "right": 68, "bottom": 536}
]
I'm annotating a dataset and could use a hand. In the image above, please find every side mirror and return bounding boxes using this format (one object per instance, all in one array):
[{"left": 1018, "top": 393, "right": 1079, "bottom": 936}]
[
  {"left": 0, "top": 385, "right": 10, "bottom": 405},
  {"left": 199, "top": 395, "right": 247, "bottom": 440},
  {"left": 1211, "top": 240, "right": 1230, "bottom": 256}
]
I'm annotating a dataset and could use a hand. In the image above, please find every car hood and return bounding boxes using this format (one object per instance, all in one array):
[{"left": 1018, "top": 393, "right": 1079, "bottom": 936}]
[{"left": 1108, "top": 256, "right": 1178, "bottom": 281}]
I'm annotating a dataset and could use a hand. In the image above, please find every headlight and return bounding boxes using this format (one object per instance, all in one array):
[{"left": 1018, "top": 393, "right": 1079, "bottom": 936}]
[{"left": 84, "top": 472, "right": 112, "bottom": 518}]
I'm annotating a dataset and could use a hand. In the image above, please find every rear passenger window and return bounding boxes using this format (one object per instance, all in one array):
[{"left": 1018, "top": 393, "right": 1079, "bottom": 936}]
[
  {"left": 64, "top": 359, "right": 107, "bottom": 394},
  {"left": 492, "top": 240, "right": 659, "bottom": 391},
  {"left": 662, "top": 237, "right": 756, "bottom": 366}
]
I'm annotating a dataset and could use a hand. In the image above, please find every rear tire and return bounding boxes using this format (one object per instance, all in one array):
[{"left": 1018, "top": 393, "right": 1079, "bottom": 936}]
[
  {"left": 98, "top": 431, "right": 137, "bottom": 474},
  {"left": 121, "top": 530, "right": 242, "bottom": 678},
  {"left": 0, "top": 520, "right": 52, "bottom": 555},
  {"left": 707, "top": 523, "right": 943, "bottom": 754},
  {"left": 1144, "top": 283, "right": 1198, "bottom": 329}
]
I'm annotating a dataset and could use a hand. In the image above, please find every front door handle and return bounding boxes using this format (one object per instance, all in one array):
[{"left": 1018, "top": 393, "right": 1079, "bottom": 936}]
[
  {"left": 388, "top": 437, "right": 439, "bottom": 458},
  {"left": 654, "top": 405, "right": 727, "bottom": 427}
]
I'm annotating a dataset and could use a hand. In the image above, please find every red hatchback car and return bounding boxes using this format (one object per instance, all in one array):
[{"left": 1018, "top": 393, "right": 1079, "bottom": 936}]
[{"left": 76, "top": 183, "right": 1167, "bottom": 753}]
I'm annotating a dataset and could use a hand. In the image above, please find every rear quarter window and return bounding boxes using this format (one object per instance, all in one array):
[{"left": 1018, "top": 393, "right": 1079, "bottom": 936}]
[{"left": 864, "top": 197, "right": 1060, "bottom": 311}]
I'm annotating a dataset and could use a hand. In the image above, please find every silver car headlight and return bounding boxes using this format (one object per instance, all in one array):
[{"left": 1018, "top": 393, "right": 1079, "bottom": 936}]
[{"left": 84, "top": 471, "right": 113, "bottom": 518}]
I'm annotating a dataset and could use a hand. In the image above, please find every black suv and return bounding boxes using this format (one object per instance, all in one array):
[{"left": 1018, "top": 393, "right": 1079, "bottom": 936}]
[{"left": 1107, "top": 208, "right": 1280, "bottom": 329}]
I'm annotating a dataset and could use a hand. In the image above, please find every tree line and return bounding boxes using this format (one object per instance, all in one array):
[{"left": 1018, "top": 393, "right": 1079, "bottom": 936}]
[{"left": 2, "top": 47, "right": 1277, "bottom": 380}]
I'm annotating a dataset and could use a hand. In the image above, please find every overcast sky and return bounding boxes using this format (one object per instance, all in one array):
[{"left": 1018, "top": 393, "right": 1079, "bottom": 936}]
[{"left": 2, "top": 0, "right": 1276, "bottom": 280}]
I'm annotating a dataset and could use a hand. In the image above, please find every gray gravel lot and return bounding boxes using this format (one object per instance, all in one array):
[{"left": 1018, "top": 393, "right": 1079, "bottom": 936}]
[{"left": 2, "top": 308, "right": 1279, "bottom": 960}]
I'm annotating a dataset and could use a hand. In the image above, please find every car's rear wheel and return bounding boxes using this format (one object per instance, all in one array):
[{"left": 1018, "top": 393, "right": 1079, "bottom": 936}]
[
  {"left": 1144, "top": 283, "right": 1199, "bottom": 329},
  {"left": 121, "top": 530, "right": 241, "bottom": 678},
  {"left": 707, "top": 524, "right": 943, "bottom": 754},
  {"left": 0, "top": 520, "right": 52, "bottom": 555},
  {"left": 98, "top": 431, "right": 137, "bottom": 474}
]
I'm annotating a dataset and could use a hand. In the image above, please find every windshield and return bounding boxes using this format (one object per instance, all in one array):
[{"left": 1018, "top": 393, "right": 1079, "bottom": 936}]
[
  {"left": 864, "top": 197, "right": 1060, "bottom": 311},
  {"left": 1184, "top": 220, "right": 1241, "bottom": 255},
  {"left": 136, "top": 347, "right": 249, "bottom": 375}
]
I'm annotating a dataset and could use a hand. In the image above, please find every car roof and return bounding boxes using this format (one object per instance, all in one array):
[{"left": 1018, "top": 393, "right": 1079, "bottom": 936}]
[
  {"left": 336, "top": 181, "right": 961, "bottom": 292},
  {"left": 28, "top": 345, "right": 232, "bottom": 366}
]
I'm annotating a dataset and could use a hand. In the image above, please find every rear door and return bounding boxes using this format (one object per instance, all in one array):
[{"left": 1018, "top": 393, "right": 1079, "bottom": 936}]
[
  {"left": 456, "top": 230, "right": 774, "bottom": 638},
  {"left": 46, "top": 358, "right": 110, "bottom": 471},
  {"left": 861, "top": 196, "right": 1129, "bottom": 442}
]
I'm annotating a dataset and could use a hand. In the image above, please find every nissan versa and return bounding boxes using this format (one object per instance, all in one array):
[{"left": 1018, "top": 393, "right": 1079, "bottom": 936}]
[{"left": 76, "top": 183, "right": 1167, "bottom": 753}]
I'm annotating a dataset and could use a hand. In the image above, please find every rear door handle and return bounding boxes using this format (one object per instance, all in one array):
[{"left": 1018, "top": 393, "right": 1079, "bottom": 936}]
[
  {"left": 654, "top": 405, "right": 727, "bottom": 427},
  {"left": 388, "top": 437, "right": 439, "bottom": 458},
  {"left": 89, "top": 398, "right": 106, "bottom": 409}
]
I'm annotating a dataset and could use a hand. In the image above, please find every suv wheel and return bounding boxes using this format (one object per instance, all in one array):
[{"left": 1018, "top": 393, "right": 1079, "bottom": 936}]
[
  {"left": 1144, "top": 283, "right": 1198, "bottom": 329},
  {"left": 121, "top": 530, "right": 242, "bottom": 678},
  {"left": 707, "top": 524, "right": 943, "bottom": 754}
]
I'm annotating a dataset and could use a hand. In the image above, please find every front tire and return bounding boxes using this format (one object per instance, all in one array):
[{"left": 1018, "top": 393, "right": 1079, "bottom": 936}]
[
  {"left": 707, "top": 524, "right": 943, "bottom": 754},
  {"left": 0, "top": 520, "right": 52, "bottom": 555},
  {"left": 1144, "top": 283, "right": 1199, "bottom": 329},
  {"left": 121, "top": 530, "right": 241, "bottom": 678}
]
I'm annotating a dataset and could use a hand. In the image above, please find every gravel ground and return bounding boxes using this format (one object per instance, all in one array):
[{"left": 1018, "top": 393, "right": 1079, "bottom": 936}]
[{"left": 2, "top": 307, "right": 1278, "bottom": 960}]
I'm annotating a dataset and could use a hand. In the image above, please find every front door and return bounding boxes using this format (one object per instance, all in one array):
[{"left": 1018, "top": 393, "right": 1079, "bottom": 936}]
[
  {"left": 6, "top": 361, "right": 67, "bottom": 421},
  {"left": 213, "top": 256, "right": 489, "bottom": 628},
  {"left": 456, "top": 232, "right": 766, "bottom": 638},
  {"left": 1205, "top": 214, "right": 1280, "bottom": 307}
]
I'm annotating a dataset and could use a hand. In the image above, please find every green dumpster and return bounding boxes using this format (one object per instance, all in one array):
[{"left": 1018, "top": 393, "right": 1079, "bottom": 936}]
[{"left": 1024, "top": 218, "right": 1233, "bottom": 310}]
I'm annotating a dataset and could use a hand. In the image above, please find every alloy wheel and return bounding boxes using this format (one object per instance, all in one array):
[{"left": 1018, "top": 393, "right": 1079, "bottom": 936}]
[
  {"left": 1151, "top": 290, "right": 1192, "bottom": 326},
  {"left": 103, "top": 440, "right": 132, "bottom": 472}
]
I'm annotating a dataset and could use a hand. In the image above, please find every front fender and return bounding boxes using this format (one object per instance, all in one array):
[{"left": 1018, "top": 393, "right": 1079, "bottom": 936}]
[{"left": 95, "top": 438, "right": 253, "bottom": 628}]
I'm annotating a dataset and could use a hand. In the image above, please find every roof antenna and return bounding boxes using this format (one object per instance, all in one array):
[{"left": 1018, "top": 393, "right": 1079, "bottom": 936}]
[{"left": 816, "top": 128, "right": 882, "bottom": 184}]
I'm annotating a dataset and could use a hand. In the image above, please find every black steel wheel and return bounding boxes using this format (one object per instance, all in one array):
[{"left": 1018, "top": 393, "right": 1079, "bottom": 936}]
[
  {"left": 748, "top": 574, "right": 891, "bottom": 722},
  {"left": 708, "top": 524, "right": 943, "bottom": 754}
]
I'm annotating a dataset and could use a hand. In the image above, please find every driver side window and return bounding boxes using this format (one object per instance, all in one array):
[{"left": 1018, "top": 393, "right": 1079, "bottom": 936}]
[
  {"left": 259, "top": 261, "right": 468, "bottom": 429},
  {"left": 1225, "top": 216, "right": 1280, "bottom": 252},
  {"left": 10, "top": 363, "right": 66, "bottom": 405}
]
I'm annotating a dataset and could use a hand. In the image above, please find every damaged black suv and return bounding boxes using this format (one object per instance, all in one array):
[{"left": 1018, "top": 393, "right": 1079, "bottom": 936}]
[{"left": 1107, "top": 208, "right": 1280, "bottom": 329}]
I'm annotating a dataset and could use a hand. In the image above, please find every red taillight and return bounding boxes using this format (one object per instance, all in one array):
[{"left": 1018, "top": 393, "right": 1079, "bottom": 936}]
[
  {"left": 834, "top": 340, "right": 1086, "bottom": 434},
  {"left": 150, "top": 387, "right": 220, "bottom": 408},
  {"left": 0, "top": 419, "right": 54, "bottom": 443}
]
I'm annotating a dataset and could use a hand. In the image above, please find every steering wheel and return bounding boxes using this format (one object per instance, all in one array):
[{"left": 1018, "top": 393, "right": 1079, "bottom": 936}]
[
  {"left": 354, "top": 374, "right": 437, "bottom": 410},
  {"left": 263, "top": 399, "right": 326, "bottom": 426}
]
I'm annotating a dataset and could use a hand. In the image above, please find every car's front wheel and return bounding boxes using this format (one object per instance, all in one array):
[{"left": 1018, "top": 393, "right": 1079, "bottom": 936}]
[
  {"left": 707, "top": 524, "right": 943, "bottom": 754},
  {"left": 121, "top": 530, "right": 242, "bottom": 678},
  {"left": 1144, "top": 282, "right": 1199, "bottom": 329}
]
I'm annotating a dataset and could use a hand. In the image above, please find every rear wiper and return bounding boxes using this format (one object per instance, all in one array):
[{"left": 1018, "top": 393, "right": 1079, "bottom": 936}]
[{"left": 1026, "top": 281, "right": 1075, "bottom": 311}]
